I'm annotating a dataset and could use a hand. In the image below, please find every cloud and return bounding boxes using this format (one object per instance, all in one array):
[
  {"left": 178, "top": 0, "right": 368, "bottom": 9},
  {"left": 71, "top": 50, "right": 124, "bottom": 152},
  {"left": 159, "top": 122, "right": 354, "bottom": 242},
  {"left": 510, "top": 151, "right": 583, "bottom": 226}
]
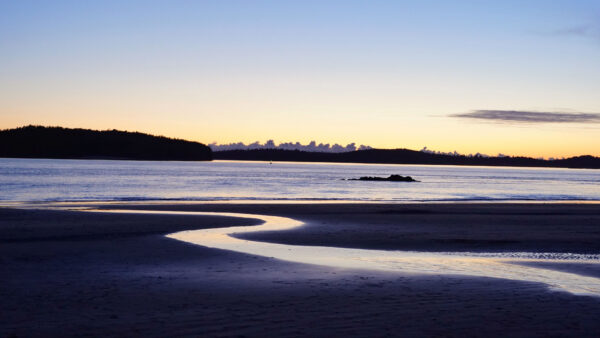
[
  {"left": 209, "top": 140, "right": 372, "bottom": 153},
  {"left": 451, "top": 110, "right": 600, "bottom": 124},
  {"left": 548, "top": 24, "right": 593, "bottom": 37},
  {"left": 541, "top": 22, "right": 600, "bottom": 41}
]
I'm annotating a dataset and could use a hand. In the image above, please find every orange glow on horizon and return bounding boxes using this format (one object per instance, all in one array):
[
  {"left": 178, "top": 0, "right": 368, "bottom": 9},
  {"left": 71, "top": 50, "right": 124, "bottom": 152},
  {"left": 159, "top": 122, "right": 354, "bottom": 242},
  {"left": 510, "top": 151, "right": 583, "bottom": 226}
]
[{"left": 1, "top": 117, "right": 597, "bottom": 159}]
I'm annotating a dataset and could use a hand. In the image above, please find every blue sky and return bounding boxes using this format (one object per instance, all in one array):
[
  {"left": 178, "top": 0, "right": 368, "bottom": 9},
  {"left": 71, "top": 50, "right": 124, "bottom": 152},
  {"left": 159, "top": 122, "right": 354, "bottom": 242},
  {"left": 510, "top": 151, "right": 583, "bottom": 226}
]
[{"left": 1, "top": 0, "right": 599, "bottom": 156}]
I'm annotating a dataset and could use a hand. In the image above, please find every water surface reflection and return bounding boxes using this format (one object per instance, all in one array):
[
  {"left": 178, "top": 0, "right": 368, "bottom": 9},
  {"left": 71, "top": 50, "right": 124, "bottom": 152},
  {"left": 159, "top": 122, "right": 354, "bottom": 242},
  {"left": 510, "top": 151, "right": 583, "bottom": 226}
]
[{"left": 100, "top": 209, "right": 600, "bottom": 296}]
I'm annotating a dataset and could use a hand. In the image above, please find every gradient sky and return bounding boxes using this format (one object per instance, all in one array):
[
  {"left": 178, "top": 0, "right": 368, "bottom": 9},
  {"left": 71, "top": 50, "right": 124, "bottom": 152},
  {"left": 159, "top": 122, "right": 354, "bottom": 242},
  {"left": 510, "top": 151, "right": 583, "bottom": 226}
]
[{"left": 1, "top": 0, "right": 599, "bottom": 157}]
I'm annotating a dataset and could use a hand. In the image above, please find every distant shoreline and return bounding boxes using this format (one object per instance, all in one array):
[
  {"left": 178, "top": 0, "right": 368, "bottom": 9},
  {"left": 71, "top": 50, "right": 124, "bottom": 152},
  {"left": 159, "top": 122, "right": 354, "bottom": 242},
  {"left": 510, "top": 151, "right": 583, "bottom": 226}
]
[
  {"left": 5, "top": 151, "right": 597, "bottom": 170},
  {"left": 0, "top": 156, "right": 210, "bottom": 162},
  {"left": 2, "top": 156, "right": 600, "bottom": 169},
  {"left": 214, "top": 149, "right": 600, "bottom": 169}
]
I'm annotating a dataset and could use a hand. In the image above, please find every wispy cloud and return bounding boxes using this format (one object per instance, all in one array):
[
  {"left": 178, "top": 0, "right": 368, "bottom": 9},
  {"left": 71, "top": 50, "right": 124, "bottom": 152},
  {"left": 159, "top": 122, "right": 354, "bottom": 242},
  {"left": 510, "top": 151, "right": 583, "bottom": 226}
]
[
  {"left": 548, "top": 24, "right": 594, "bottom": 37},
  {"left": 541, "top": 22, "right": 600, "bottom": 41},
  {"left": 451, "top": 110, "right": 600, "bottom": 124}
]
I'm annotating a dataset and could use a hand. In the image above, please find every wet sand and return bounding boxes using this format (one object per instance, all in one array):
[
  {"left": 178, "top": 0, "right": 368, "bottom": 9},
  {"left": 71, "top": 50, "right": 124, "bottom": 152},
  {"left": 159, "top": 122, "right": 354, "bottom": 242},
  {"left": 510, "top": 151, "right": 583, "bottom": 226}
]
[{"left": 2, "top": 203, "right": 600, "bottom": 337}]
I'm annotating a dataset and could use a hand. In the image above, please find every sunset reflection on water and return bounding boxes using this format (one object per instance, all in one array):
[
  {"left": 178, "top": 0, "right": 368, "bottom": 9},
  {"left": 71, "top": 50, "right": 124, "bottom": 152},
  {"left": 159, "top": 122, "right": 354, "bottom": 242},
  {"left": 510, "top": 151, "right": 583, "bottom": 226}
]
[{"left": 94, "top": 209, "right": 600, "bottom": 297}]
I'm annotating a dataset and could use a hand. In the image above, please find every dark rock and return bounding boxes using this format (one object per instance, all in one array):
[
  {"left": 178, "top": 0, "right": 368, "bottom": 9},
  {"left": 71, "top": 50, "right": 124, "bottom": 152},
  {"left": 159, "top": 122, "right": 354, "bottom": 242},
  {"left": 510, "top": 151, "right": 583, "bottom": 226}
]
[{"left": 350, "top": 175, "right": 419, "bottom": 182}]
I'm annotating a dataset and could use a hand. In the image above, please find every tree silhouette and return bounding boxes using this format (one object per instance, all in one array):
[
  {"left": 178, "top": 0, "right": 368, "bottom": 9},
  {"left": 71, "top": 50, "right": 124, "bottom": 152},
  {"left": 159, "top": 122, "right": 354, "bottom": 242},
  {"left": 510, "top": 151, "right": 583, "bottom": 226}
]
[{"left": 0, "top": 126, "right": 212, "bottom": 161}]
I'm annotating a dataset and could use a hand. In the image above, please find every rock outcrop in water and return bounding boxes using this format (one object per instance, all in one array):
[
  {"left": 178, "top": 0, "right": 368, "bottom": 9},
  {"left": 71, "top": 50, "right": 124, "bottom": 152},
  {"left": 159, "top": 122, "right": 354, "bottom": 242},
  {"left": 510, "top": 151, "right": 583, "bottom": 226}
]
[
  {"left": 350, "top": 175, "right": 419, "bottom": 182},
  {"left": 0, "top": 125, "right": 212, "bottom": 161}
]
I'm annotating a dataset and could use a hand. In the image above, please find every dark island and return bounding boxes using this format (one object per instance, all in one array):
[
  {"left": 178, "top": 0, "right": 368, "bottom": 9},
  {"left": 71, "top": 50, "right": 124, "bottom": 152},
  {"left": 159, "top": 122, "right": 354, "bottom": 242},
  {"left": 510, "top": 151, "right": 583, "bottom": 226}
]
[
  {"left": 214, "top": 149, "right": 600, "bottom": 169},
  {"left": 350, "top": 175, "right": 418, "bottom": 182},
  {"left": 0, "top": 126, "right": 212, "bottom": 161}
]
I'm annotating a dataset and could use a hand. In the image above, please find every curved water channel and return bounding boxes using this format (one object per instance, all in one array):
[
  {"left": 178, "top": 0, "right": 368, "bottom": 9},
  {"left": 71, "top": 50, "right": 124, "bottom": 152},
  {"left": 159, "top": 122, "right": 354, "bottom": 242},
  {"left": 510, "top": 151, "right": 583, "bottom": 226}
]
[{"left": 95, "top": 209, "right": 600, "bottom": 297}]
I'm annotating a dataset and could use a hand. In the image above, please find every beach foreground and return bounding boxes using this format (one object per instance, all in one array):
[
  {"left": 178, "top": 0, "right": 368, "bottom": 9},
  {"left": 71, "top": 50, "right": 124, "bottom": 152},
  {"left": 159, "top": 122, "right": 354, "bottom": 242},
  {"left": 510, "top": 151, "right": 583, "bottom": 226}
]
[{"left": 2, "top": 203, "right": 600, "bottom": 337}]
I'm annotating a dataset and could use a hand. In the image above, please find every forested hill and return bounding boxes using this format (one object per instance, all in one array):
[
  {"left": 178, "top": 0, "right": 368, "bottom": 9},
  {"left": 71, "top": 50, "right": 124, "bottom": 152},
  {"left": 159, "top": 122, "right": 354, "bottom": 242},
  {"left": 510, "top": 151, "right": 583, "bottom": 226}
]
[
  {"left": 0, "top": 126, "right": 212, "bottom": 161},
  {"left": 214, "top": 149, "right": 600, "bottom": 169}
]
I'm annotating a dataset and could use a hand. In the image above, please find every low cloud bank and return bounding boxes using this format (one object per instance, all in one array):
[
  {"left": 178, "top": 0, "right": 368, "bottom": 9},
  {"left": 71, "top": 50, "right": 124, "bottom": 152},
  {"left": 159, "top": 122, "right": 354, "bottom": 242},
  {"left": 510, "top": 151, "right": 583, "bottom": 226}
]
[
  {"left": 420, "top": 147, "right": 565, "bottom": 161},
  {"left": 452, "top": 110, "right": 600, "bottom": 123},
  {"left": 210, "top": 140, "right": 372, "bottom": 153},
  {"left": 421, "top": 146, "right": 498, "bottom": 159}
]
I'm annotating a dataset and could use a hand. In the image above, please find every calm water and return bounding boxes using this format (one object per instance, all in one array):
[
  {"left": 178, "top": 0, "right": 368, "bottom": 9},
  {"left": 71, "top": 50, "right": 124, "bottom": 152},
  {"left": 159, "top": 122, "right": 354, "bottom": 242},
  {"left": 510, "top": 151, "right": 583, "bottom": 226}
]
[
  {"left": 162, "top": 210, "right": 600, "bottom": 296},
  {"left": 1, "top": 158, "right": 599, "bottom": 203}
]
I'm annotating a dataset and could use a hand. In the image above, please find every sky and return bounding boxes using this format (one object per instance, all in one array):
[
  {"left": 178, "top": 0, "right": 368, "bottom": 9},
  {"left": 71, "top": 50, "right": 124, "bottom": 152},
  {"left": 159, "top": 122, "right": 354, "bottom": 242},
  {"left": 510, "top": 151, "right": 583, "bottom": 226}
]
[{"left": 1, "top": 0, "right": 599, "bottom": 158}]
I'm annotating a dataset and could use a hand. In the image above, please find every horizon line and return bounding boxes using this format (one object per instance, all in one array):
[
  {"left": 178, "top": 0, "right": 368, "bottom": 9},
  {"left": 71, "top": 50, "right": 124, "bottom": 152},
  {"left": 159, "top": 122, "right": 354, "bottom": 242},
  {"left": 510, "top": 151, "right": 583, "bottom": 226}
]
[{"left": 2, "top": 124, "right": 597, "bottom": 161}]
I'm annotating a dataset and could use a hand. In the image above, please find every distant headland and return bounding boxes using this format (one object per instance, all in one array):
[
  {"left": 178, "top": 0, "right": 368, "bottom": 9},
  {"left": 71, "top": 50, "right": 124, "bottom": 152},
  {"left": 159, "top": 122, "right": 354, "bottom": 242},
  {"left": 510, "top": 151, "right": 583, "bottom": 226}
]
[
  {"left": 214, "top": 149, "right": 600, "bottom": 169},
  {"left": 2, "top": 126, "right": 599, "bottom": 168},
  {"left": 0, "top": 126, "right": 212, "bottom": 161}
]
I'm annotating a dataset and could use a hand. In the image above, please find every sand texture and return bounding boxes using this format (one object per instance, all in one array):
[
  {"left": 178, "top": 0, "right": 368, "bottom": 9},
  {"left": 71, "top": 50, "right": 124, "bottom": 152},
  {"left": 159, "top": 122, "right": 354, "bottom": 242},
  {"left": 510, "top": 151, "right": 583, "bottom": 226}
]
[{"left": 1, "top": 203, "right": 600, "bottom": 337}]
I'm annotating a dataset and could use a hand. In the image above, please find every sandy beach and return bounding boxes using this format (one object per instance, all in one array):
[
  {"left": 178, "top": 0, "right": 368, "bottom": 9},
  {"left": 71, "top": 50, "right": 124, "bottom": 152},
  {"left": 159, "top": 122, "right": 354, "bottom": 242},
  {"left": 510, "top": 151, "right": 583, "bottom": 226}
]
[{"left": 2, "top": 203, "right": 600, "bottom": 337}]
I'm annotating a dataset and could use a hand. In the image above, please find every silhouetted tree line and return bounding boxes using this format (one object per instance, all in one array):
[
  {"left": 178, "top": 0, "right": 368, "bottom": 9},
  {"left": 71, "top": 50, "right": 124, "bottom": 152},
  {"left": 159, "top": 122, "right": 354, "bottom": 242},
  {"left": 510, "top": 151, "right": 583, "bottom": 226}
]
[
  {"left": 0, "top": 126, "right": 212, "bottom": 161},
  {"left": 214, "top": 149, "right": 600, "bottom": 169}
]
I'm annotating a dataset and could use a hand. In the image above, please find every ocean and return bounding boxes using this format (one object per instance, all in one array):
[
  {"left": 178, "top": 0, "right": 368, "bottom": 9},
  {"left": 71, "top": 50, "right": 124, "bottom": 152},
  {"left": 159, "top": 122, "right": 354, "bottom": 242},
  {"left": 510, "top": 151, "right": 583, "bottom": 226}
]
[{"left": 1, "top": 158, "right": 599, "bottom": 203}]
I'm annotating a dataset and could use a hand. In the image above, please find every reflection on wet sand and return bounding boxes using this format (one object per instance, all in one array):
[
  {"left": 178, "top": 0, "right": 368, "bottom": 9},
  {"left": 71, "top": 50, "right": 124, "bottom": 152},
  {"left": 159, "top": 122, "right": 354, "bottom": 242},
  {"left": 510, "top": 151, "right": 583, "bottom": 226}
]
[{"left": 97, "top": 209, "right": 600, "bottom": 297}]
